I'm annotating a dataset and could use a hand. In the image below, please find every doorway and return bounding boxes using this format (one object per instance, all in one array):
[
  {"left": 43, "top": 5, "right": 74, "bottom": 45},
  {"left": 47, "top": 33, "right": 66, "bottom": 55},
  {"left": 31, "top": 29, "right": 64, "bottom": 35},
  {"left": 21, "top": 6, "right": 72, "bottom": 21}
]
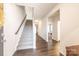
[
  {"left": 48, "top": 10, "right": 60, "bottom": 42},
  {"left": 48, "top": 10, "right": 60, "bottom": 55}
]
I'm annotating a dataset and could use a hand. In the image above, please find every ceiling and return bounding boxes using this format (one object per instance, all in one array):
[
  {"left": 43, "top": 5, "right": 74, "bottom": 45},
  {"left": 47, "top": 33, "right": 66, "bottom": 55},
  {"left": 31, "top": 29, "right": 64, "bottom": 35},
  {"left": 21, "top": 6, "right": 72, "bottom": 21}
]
[{"left": 17, "top": 3, "right": 57, "bottom": 19}]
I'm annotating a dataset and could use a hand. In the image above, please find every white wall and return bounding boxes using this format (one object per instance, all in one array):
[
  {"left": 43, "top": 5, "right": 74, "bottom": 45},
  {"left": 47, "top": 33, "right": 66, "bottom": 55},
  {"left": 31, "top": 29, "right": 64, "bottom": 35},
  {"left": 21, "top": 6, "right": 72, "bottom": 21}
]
[
  {"left": 4, "top": 4, "right": 26, "bottom": 56},
  {"left": 60, "top": 4, "right": 79, "bottom": 55},
  {"left": 38, "top": 18, "right": 48, "bottom": 42},
  {"left": 25, "top": 6, "right": 33, "bottom": 20},
  {"left": 57, "top": 20, "right": 60, "bottom": 41}
]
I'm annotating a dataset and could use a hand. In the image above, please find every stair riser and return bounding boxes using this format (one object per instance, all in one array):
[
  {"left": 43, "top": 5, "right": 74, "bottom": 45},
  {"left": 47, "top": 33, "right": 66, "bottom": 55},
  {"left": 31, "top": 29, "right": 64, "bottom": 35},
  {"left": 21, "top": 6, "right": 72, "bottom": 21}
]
[
  {"left": 18, "top": 20, "right": 33, "bottom": 50},
  {"left": 19, "top": 42, "right": 33, "bottom": 46}
]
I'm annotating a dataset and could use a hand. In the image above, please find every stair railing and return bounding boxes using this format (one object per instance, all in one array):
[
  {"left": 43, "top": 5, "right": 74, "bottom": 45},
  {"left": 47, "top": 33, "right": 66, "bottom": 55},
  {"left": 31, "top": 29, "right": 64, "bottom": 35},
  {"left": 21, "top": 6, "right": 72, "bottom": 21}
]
[{"left": 15, "top": 15, "right": 26, "bottom": 34}]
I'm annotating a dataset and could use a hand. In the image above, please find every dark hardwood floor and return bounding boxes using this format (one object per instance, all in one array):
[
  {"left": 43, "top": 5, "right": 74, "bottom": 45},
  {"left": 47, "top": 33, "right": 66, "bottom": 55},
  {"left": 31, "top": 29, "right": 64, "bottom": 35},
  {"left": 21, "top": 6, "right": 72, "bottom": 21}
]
[{"left": 13, "top": 34, "right": 60, "bottom": 56}]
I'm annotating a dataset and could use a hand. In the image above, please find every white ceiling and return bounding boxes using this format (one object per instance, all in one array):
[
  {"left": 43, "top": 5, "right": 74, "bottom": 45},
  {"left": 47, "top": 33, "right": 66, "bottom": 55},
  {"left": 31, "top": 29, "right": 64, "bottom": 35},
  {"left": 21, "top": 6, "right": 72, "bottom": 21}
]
[{"left": 17, "top": 3, "right": 57, "bottom": 19}]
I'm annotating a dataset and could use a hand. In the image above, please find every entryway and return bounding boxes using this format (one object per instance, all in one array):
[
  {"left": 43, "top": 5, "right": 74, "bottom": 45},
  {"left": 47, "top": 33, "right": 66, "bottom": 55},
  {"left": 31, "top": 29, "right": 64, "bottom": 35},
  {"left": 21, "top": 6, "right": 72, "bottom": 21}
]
[{"left": 48, "top": 10, "right": 60, "bottom": 55}]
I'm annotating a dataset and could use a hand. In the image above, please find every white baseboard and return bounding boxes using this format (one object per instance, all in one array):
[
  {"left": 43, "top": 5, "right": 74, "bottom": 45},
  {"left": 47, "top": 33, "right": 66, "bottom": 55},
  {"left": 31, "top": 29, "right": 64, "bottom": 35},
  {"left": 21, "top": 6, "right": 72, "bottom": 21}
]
[{"left": 53, "top": 39, "right": 60, "bottom": 42}]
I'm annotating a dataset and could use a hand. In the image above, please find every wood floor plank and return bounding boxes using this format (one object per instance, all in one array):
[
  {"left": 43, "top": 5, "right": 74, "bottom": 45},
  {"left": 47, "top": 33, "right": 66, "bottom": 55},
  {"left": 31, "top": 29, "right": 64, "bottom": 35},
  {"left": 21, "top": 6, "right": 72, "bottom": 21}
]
[{"left": 13, "top": 34, "right": 60, "bottom": 56}]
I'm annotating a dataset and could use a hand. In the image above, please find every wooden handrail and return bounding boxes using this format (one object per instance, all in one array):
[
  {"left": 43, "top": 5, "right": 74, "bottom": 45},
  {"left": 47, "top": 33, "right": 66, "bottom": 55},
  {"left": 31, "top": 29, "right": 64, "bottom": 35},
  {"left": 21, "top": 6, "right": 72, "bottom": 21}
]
[{"left": 15, "top": 15, "right": 26, "bottom": 34}]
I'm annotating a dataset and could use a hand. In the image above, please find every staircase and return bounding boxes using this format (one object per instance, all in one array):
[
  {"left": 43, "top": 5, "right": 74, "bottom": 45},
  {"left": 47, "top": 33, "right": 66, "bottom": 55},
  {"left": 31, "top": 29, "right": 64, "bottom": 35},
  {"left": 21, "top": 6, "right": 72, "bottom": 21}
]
[{"left": 17, "top": 20, "right": 33, "bottom": 50}]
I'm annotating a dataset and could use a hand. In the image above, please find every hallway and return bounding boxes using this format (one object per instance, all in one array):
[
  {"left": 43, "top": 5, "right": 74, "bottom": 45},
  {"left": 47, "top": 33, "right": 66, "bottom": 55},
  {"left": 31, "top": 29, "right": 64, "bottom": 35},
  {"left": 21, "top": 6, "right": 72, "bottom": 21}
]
[
  {"left": 1, "top": 3, "right": 79, "bottom": 56},
  {"left": 13, "top": 34, "right": 60, "bottom": 56}
]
